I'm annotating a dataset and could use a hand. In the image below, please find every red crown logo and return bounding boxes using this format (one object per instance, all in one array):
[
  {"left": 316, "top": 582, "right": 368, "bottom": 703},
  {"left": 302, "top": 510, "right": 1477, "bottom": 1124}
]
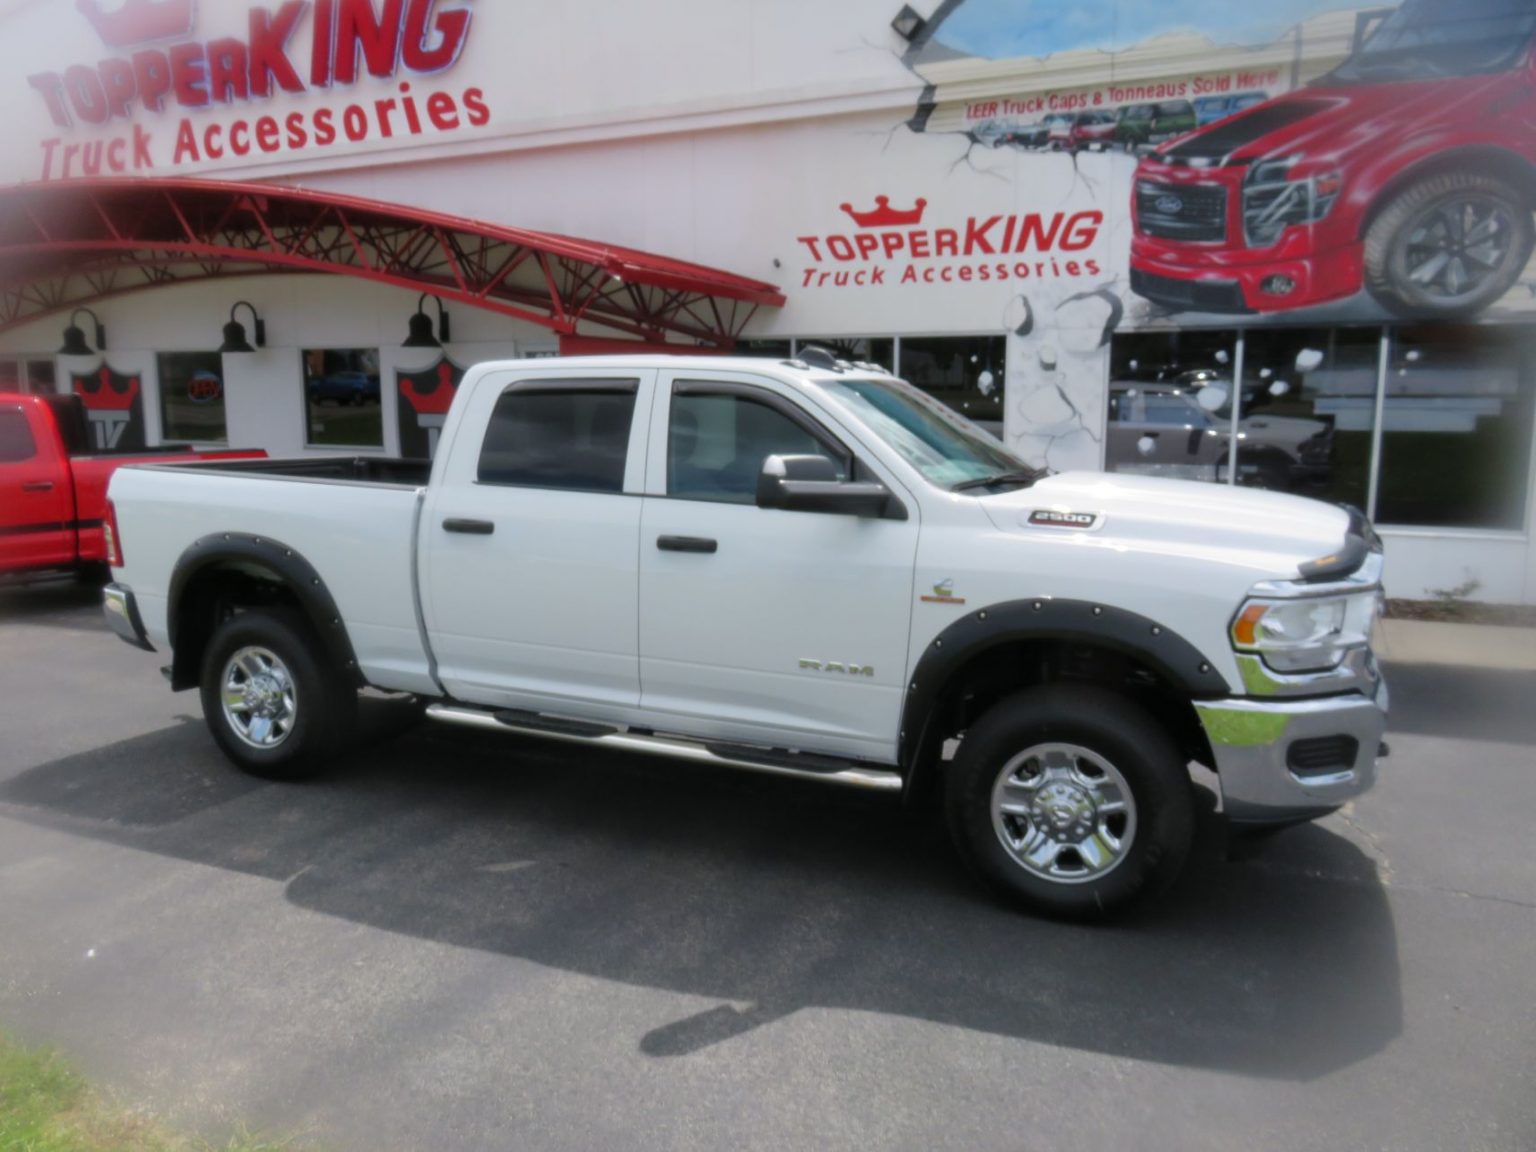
[
  {"left": 77, "top": 0, "right": 196, "bottom": 48},
  {"left": 839, "top": 196, "right": 928, "bottom": 229},
  {"left": 400, "top": 362, "right": 460, "bottom": 416},
  {"left": 76, "top": 367, "right": 141, "bottom": 411}
]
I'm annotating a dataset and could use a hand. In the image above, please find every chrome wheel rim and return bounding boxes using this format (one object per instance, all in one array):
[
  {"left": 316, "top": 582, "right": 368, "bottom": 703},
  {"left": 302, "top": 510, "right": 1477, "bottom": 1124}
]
[
  {"left": 990, "top": 742, "right": 1137, "bottom": 884},
  {"left": 221, "top": 645, "right": 298, "bottom": 750},
  {"left": 1402, "top": 196, "right": 1516, "bottom": 304}
]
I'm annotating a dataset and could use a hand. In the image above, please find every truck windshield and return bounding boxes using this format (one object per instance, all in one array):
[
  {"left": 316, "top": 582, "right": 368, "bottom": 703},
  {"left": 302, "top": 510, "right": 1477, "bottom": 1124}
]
[
  {"left": 1330, "top": 0, "right": 1536, "bottom": 82},
  {"left": 816, "top": 376, "right": 1035, "bottom": 489}
]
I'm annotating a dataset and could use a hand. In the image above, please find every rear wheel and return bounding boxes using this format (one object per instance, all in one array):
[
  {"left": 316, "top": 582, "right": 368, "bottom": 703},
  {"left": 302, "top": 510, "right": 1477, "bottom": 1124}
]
[
  {"left": 945, "top": 684, "right": 1193, "bottom": 918},
  {"left": 1364, "top": 172, "right": 1533, "bottom": 319},
  {"left": 199, "top": 607, "right": 355, "bottom": 780}
]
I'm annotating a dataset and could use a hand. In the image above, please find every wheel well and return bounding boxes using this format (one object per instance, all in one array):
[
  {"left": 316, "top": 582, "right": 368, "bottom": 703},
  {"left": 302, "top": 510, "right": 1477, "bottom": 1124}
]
[
  {"left": 1361, "top": 148, "right": 1536, "bottom": 239},
  {"left": 901, "top": 639, "right": 1214, "bottom": 809},
  {"left": 169, "top": 562, "right": 332, "bottom": 691}
]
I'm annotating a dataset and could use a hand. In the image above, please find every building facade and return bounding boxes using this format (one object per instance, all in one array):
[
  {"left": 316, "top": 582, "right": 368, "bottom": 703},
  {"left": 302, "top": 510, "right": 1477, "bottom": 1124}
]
[{"left": 3, "top": 0, "right": 1535, "bottom": 602}]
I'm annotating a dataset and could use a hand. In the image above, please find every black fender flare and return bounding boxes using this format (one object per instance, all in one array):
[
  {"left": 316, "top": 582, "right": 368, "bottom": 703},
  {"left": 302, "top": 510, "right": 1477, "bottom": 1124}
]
[
  {"left": 898, "top": 598, "right": 1230, "bottom": 775},
  {"left": 166, "top": 533, "right": 362, "bottom": 691}
]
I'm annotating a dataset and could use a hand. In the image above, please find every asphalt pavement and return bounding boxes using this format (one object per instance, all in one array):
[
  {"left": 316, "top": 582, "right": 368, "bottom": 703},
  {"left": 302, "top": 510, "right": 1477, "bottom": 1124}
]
[{"left": 0, "top": 579, "right": 1532, "bottom": 1151}]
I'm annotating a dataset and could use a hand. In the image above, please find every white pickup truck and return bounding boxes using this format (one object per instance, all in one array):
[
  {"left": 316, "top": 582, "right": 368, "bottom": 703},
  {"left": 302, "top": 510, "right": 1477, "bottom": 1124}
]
[{"left": 102, "top": 351, "right": 1388, "bottom": 917}]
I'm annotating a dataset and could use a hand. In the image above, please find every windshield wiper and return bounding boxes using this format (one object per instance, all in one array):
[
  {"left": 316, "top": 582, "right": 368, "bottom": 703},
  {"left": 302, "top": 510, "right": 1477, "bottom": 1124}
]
[{"left": 951, "top": 468, "right": 1048, "bottom": 493}]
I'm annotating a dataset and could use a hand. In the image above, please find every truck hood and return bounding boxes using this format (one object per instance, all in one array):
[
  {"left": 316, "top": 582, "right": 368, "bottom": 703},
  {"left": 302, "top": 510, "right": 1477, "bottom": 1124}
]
[
  {"left": 981, "top": 471, "right": 1351, "bottom": 581},
  {"left": 1159, "top": 74, "right": 1509, "bottom": 167}
]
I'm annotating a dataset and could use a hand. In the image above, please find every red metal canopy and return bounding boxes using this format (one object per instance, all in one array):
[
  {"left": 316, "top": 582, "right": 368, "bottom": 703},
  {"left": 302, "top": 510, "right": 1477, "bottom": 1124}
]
[{"left": 0, "top": 178, "right": 784, "bottom": 347}]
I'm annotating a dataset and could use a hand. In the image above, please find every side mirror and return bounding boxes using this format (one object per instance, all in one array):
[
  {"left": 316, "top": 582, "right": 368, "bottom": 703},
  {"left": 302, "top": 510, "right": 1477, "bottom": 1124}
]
[{"left": 756, "top": 454, "right": 900, "bottom": 519}]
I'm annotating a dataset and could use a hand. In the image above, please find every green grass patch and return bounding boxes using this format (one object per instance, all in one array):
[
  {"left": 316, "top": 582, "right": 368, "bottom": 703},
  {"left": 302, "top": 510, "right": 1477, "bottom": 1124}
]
[{"left": 0, "top": 1031, "right": 306, "bottom": 1152}]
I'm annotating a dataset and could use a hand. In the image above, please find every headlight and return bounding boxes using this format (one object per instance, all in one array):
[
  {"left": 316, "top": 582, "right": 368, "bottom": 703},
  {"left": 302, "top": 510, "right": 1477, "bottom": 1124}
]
[
  {"left": 1243, "top": 157, "right": 1342, "bottom": 247},
  {"left": 1231, "top": 591, "right": 1380, "bottom": 673}
]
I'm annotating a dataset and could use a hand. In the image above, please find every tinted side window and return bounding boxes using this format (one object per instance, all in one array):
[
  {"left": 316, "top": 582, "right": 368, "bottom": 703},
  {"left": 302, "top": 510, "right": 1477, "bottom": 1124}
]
[
  {"left": 1143, "top": 396, "right": 1206, "bottom": 426},
  {"left": 669, "top": 391, "right": 844, "bottom": 504},
  {"left": 478, "top": 383, "right": 637, "bottom": 493},
  {"left": 0, "top": 409, "right": 37, "bottom": 463}
]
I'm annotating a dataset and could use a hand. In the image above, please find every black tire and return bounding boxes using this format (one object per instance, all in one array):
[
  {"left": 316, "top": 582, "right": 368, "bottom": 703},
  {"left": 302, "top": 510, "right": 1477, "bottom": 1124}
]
[
  {"left": 944, "top": 684, "right": 1193, "bottom": 919},
  {"left": 1364, "top": 171, "right": 1534, "bottom": 319},
  {"left": 199, "top": 607, "right": 355, "bottom": 780}
]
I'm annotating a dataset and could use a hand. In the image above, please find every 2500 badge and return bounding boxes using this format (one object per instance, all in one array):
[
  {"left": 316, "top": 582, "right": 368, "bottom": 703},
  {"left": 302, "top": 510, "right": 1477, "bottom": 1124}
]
[{"left": 1028, "top": 510, "right": 1099, "bottom": 529}]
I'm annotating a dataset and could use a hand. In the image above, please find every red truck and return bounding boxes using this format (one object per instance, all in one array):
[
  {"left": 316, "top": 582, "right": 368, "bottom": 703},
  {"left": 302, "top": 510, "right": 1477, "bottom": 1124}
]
[
  {"left": 1130, "top": 0, "right": 1536, "bottom": 319},
  {"left": 1, "top": 392, "right": 263, "bottom": 580}
]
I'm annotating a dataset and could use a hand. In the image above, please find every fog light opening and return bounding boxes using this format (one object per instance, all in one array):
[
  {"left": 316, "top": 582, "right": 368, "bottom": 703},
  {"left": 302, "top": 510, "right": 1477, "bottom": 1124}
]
[{"left": 1260, "top": 274, "right": 1296, "bottom": 297}]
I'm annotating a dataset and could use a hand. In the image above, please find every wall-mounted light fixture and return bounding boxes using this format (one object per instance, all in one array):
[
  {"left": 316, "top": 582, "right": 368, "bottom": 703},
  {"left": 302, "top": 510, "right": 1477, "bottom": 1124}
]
[
  {"left": 59, "top": 307, "right": 106, "bottom": 356},
  {"left": 218, "top": 301, "right": 266, "bottom": 354},
  {"left": 402, "top": 293, "right": 451, "bottom": 348},
  {"left": 890, "top": 4, "right": 926, "bottom": 42}
]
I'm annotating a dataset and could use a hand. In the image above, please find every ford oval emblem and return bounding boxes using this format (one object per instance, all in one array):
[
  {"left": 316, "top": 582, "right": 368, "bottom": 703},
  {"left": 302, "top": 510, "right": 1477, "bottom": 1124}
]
[{"left": 1155, "top": 194, "right": 1184, "bottom": 214}]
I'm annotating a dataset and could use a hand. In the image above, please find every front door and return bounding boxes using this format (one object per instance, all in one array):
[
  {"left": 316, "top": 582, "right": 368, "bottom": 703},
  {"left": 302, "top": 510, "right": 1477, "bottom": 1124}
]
[
  {"left": 637, "top": 372, "right": 919, "bottom": 764},
  {"left": 0, "top": 403, "right": 73, "bottom": 572},
  {"left": 421, "top": 370, "right": 654, "bottom": 714}
]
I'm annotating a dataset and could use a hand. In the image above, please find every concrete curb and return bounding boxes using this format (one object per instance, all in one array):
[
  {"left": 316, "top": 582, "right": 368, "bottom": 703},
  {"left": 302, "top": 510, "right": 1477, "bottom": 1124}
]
[{"left": 1375, "top": 618, "right": 1536, "bottom": 672}]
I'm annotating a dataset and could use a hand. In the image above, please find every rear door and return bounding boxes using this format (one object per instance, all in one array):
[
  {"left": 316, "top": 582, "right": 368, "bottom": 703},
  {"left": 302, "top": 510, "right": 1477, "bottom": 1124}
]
[
  {"left": 636, "top": 371, "right": 919, "bottom": 763},
  {"left": 0, "top": 401, "right": 75, "bottom": 572},
  {"left": 420, "top": 368, "right": 654, "bottom": 714}
]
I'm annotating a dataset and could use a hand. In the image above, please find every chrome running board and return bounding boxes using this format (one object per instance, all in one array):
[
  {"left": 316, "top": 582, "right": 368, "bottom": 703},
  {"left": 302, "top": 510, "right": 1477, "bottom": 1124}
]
[{"left": 425, "top": 703, "right": 903, "bottom": 793}]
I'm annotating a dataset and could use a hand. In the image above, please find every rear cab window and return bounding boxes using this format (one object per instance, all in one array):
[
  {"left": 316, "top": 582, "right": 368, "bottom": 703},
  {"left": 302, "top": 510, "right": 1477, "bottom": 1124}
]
[
  {"left": 477, "top": 380, "right": 638, "bottom": 493},
  {"left": 0, "top": 407, "right": 38, "bottom": 463}
]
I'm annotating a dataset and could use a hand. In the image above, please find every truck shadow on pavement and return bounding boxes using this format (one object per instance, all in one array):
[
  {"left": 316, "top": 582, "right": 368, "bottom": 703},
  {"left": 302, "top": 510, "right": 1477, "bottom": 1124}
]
[
  {"left": 0, "top": 579, "right": 106, "bottom": 631},
  {"left": 0, "top": 699, "right": 1401, "bottom": 1081},
  {"left": 1380, "top": 661, "right": 1536, "bottom": 745}
]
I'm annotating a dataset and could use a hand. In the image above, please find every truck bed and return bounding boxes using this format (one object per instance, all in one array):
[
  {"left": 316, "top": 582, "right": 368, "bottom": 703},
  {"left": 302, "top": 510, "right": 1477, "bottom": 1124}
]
[
  {"left": 107, "top": 461, "right": 434, "bottom": 694},
  {"left": 133, "top": 456, "right": 433, "bottom": 486}
]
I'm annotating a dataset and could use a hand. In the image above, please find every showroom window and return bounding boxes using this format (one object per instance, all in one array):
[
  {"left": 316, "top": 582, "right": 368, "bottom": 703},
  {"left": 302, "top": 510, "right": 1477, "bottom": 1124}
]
[
  {"left": 816, "top": 337, "right": 895, "bottom": 371},
  {"left": 1233, "top": 327, "right": 1380, "bottom": 509},
  {"left": 899, "top": 335, "right": 1005, "bottom": 439},
  {"left": 1376, "top": 325, "right": 1535, "bottom": 530},
  {"left": 1109, "top": 323, "right": 1535, "bottom": 531},
  {"left": 1107, "top": 330, "right": 1237, "bottom": 483},
  {"left": 733, "top": 338, "right": 793, "bottom": 359},
  {"left": 0, "top": 357, "right": 57, "bottom": 395},
  {"left": 158, "top": 351, "right": 228, "bottom": 442},
  {"left": 303, "top": 348, "right": 382, "bottom": 448}
]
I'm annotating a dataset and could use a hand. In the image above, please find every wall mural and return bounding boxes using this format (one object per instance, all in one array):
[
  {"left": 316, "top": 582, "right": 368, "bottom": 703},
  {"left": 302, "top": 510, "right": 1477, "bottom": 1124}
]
[
  {"left": 891, "top": 0, "right": 1536, "bottom": 468},
  {"left": 71, "top": 362, "right": 147, "bottom": 451},
  {"left": 397, "top": 356, "right": 465, "bottom": 458}
]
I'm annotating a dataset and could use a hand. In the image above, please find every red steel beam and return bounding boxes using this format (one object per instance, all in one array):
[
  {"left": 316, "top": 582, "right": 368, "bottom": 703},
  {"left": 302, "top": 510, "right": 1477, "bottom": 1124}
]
[{"left": 0, "top": 179, "right": 783, "bottom": 348}]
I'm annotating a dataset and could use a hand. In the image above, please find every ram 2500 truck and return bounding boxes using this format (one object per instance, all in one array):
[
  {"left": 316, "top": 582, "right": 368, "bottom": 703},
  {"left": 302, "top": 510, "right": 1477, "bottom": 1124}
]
[
  {"left": 1130, "top": 0, "right": 1536, "bottom": 319},
  {"left": 0, "top": 392, "right": 262, "bottom": 580},
  {"left": 101, "top": 353, "right": 1388, "bottom": 918}
]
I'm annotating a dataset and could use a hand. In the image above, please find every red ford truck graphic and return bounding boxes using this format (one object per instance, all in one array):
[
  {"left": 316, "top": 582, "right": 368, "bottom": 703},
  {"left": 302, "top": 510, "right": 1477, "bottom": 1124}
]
[{"left": 1129, "top": 0, "right": 1536, "bottom": 319}]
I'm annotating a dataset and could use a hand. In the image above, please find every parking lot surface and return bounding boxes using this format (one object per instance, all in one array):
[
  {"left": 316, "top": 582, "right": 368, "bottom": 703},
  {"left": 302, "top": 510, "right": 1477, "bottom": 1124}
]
[{"left": 1, "top": 580, "right": 1533, "bottom": 1151}]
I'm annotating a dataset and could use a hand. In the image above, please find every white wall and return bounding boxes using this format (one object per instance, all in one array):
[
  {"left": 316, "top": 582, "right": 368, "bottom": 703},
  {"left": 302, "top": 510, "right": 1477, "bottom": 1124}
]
[{"left": 2, "top": 275, "right": 545, "bottom": 456}]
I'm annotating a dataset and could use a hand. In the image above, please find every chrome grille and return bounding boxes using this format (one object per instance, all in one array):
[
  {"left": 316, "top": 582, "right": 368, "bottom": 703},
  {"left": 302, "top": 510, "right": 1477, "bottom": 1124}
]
[{"left": 1136, "top": 181, "right": 1227, "bottom": 242}]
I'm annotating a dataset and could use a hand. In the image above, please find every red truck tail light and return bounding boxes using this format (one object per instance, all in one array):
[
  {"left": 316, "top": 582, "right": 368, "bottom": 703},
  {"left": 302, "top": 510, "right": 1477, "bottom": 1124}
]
[{"left": 104, "top": 499, "right": 124, "bottom": 567}]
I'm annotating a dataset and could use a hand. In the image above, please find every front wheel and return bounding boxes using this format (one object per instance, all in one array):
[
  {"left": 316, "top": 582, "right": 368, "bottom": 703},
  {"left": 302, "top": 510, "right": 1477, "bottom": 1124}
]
[
  {"left": 944, "top": 684, "right": 1194, "bottom": 918},
  {"left": 1364, "top": 171, "right": 1534, "bottom": 319},
  {"left": 199, "top": 607, "right": 355, "bottom": 780}
]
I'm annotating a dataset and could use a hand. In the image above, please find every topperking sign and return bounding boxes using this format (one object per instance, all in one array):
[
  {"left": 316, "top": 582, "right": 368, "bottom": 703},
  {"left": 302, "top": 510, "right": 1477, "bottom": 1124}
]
[{"left": 26, "top": 0, "right": 485, "bottom": 180}]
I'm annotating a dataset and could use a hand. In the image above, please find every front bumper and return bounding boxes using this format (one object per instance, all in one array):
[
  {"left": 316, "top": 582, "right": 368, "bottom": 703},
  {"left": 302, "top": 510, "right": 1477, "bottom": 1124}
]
[
  {"left": 1195, "top": 675, "right": 1388, "bottom": 825},
  {"left": 1129, "top": 244, "right": 1364, "bottom": 314},
  {"left": 103, "top": 582, "right": 154, "bottom": 652}
]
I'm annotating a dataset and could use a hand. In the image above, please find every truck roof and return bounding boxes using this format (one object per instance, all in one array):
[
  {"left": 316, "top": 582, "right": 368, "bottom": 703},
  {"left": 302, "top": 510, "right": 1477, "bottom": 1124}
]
[{"left": 464, "top": 354, "right": 895, "bottom": 386}]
